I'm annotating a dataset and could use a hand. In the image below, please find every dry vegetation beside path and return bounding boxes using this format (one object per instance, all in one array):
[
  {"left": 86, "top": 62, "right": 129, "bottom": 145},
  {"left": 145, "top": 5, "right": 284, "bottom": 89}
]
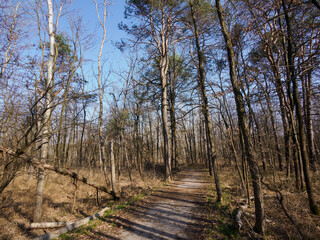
[
  {"left": 0, "top": 166, "right": 161, "bottom": 240},
  {"left": 1, "top": 164, "right": 320, "bottom": 240},
  {"left": 203, "top": 165, "right": 320, "bottom": 240},
  {"left": 55, "top": 167, "right": 211, "bottom": 240}
]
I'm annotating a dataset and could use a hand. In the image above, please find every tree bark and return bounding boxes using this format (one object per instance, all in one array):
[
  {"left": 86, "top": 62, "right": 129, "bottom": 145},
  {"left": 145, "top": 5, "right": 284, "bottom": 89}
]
[
  {"left": 169, "top": 51, "right": 177, "bottom": 170},
  {"left": 160, "top": 60, "right": 172, "bottom": 181},
  {"left": 190, "top": 0, "right": 221, "bottom": 202},
  {"left": 281, "top": 0, "right": 319, "bottom": 215},
  {"left": 94, "top": 0, "right": 108, "bottom": 172},
  {"left": 216, "top": 0, "right": 265, "bottom": 233},
  {"left": 266, "top": 46, "right": 291, "bottom": 175},
  {"left": 110, "top": 141, "right": 120, "bottom": 199},
  {"left": 34, "top": 0, "right": 55, "bottom": 222}
]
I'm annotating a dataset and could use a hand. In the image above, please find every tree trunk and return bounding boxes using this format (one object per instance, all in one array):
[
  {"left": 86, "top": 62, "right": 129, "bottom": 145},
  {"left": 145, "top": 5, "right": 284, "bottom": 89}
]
[
  {"left": 33, "top": 0, "right": 55, "bottom": 222},
  {"left": 190, "top": 0, "right": 221, "bottom": 202},
  {"left": 219, "top": 102, "right": 245, "bottom": 192},
  {"left": 169, "top": 54, "right": 177, "bottom": 170},
  {"left": 94, "top": 0, "right": 108, "bottom": 172},
  {"left": 110, "top": 141, "right": 120, "bottom": 199},
  {"left": 160, "top": 51, "right": 172, "bottom": 181},
  {"left": 281, "top": 0, "right": 319, "bottom": 215},
  {"left": 216, "top": 0, "right": 265, "bottom": 233},
  {"left": 148, "top": 108, "right": 155, "bottom": 166},
  {"left": 79, "top": 98, "right": 86, "bottom": 167},
  {"left": 266, "top": 46, "right": 291, "bottom": 175},
  {"left": 256, "top": 78, "right": 283, "bottom": 171},
  {"left": 302, "top": 42, "right": 317, "bottom": 169}
]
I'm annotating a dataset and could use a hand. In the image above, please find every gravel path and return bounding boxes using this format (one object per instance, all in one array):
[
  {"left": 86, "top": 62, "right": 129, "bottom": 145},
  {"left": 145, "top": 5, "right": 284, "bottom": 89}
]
[
  {"left": 113, "top": 168, "right": 209, "bottom": 240},
  {"left": 77, "top": 168, "right": 210, "bottom": 240}
]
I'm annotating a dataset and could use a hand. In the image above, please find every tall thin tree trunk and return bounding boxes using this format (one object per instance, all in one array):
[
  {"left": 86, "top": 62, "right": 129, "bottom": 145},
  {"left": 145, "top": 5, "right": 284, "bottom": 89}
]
[
  {"left": 216, "top": 0, "right": 265, "bottom": 232},
  {"left": 94, "top": 0, "right": 108, "bottom": 171},
  {"left": 277, "top": 9, "right": 304, "bottom": 188},
  {"left": 160, "top": 53, "right": 172, "bottom": 181},
  {"left": 219, "top": 102, "right": 245, "bottom": 192},
  {"left": 34, "top": 0, "right": 55, "bottom": 222},
  {"left": 282, "top": 0, "right": 319, "bottom": 214},
  {"left": 256, "top": 78, "right": 283, "bottom": 171},
  {"left": 190, "top": 0, "right": 221, "bottom": 202},
  {"left": 110, "top": 141, "right": 120, "bottom": 199},
  {"left": 169, "top": 54, "right": 177, "bottom": 170},
  {"left": 266, "top": 46, "right": 291, "bottom": 175},
  {"left": 247, "top": 100, "right": 266, "bottom": 170},
  {"left": 148, "top": 109, "right": 155, "bottom": 165},
  {"left": 303, "top": 40, "right": 317, "bottom": 169},
  {"left": 78, "top": 59, "right": 87, "bottom": 167}
]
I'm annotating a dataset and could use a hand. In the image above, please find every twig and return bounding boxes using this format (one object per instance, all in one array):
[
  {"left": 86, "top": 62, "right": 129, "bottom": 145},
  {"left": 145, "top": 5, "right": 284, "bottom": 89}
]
[{"left": 261, "top": 180, "right": 306, "bottom": 240}]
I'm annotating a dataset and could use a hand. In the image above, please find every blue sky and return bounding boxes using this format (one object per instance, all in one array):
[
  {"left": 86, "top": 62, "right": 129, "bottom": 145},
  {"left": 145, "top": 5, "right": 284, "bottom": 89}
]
[
  {"left": 72, "top": 0, "right": 127, "bottom": 53},
  {"left": 68, "top": 0, "right": 129, "bottom": 101}
]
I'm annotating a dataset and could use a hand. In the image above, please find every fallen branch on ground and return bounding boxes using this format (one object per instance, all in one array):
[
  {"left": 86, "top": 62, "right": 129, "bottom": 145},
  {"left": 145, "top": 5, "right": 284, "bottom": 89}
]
[
  {"left": 32, "top": 206, "right": 110, "bottom": 240},
  {"left": 234, "top": 199, "right": 273, "bottom": 231},
  {"left": 235, "top": 207, "right": 243, "bottom": 230},
  {"left": 261, "top": 180, "right": 305, "bottom": 240},
  {"left": 243, "top": 212, "right": 273, "bottom": 223},
  {"left": 30, "top": 222, "right": 71, "bottom": 229},
  {"left": 239, "top": 191, "right": 307, "bottom": 203}
]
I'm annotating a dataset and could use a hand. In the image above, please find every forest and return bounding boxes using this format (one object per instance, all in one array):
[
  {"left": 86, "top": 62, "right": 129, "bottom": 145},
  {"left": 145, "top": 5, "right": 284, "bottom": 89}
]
[{"left": 0, "top": 0, "right": 320, "bottom": 239}]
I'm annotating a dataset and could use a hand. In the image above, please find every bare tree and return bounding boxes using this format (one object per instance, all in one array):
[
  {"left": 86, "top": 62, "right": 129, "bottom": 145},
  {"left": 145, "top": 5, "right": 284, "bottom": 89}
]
[
  {"left": 93, "top": 0, "right": 109, "bottom": 173},
  {"left": 120, "top": 1, "right": 187, "bottom": 180},
  {"left": 281, "top": 0, "right": 319, "bottom": 215},
  {"left": 215, "top": 0, "right": 265, "bottom": 233},
  {"left": 189, "top": 0, "right": 222, "bottom": 202},
  {"left": 33, "top": 0, "right": 65, "bottom": 222}
]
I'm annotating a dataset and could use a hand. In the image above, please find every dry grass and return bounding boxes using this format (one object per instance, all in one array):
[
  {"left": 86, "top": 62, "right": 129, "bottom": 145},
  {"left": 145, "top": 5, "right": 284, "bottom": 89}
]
[
  {"left": 0, "top": 166, "right": 162, "bottom": 240},
  {"left": 1, "top": 163, "right": 319, "bottom": 240},
  {"left": 204, "top": 164, "right": 320, "bottom": 239}
]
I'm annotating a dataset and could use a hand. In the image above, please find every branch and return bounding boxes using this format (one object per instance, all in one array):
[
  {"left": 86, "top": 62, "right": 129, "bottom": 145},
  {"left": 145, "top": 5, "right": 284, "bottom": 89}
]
[
  {"left": 311, "top": 0, "right": 320, "bottom": 10},
  {"left": 0, "top": 146, "right": 115, "bottom": 197},
  {"left": 261, "top": 181, "right": 305, "bottom": 240},
  {"left": 33, "top": 206, "right": 110, "bottom": 240},
  {"left": 30, "top": 222, "right": 70, "bottom": 229},
  {"left": 33, "top": 160, "right": 114, "bottom": 196}
]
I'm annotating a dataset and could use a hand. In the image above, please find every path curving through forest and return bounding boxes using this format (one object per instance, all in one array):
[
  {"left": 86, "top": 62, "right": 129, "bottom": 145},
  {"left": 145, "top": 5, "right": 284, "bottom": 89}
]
[{"left": 81, "top": 168, "right": 210, "bottom": 240}]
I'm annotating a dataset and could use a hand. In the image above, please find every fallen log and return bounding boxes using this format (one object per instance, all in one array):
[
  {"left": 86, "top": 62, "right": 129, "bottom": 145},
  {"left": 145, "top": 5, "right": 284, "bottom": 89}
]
[
  {"left": 33, "top": 206, "right": 110, "bottom": 240},
  {"left": 243, "top": 212, "right": 274, "bottom": 223},
  {"left": 234, "top": 201, "right": 248, "bottom": 230},
  {"left": 30, "top": 222, "right": 70, "bottom": 229},
  {"left": 235, "top": 207, "right": 243, "bottom": 230},
  {"left": 239, "top": 191, "right": 307, "bottom": 202},
  {"left": 234, "top": 200, "right": 273, "bottom": 230}
]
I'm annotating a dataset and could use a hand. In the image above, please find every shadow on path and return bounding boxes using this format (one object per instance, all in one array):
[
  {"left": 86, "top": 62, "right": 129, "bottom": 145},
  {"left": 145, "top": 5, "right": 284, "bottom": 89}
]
[{"left": 80, "top": 168, "right": 210, "bottom": 240}]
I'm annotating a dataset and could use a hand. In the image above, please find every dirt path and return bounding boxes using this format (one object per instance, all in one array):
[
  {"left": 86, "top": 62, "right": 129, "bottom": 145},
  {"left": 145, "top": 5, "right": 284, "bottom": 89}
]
[{"left": 80, "top": 168, "right": 210, "bottom": 240}]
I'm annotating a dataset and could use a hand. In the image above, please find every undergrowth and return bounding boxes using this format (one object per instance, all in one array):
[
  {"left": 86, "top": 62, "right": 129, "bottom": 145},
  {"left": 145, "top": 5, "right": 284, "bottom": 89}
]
[
  {"left": 205, "top": 182, "right": 241, "bottom": 240},
  {"left": 56, "top": 192, "right": 147, "bottom": 239},
  {"left": 204, "top": 166, "right": 320, "bottom": 240}
]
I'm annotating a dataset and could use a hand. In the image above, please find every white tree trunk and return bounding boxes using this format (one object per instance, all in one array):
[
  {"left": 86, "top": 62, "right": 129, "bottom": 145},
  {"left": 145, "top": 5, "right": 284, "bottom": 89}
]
[
  {"left": 110, "top": 141, "right": 120, "bottom": 198},
  {"left": 33, "top": 0, "right": 55, "bottom": 222},
  {"left": 94, "top": 0, "right": 108, "bottom": 171}
]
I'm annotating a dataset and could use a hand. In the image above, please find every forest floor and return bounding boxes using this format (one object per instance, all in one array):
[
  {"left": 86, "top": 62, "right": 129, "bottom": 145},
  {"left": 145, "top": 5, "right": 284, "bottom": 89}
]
[
  {"left": 59, "top": 168, "right": 211, "bottom": 240},
  {"left": 56, "top": 165, "right": 320, "bottom": 240},
  {"left": 0, "top": 166, "right": 162, "bottom": 240},
  {"left": 1, "top": 164, "right": 320, "bottom": 239}
]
